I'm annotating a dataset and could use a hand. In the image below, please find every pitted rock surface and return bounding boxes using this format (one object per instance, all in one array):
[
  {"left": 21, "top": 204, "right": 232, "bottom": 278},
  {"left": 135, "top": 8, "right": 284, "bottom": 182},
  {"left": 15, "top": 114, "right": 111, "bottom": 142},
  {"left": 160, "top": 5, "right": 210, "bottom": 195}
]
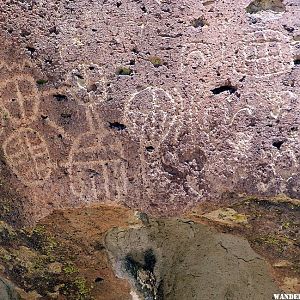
[{"left": 0, "top": 1, "right": 299, "bottom": 222}]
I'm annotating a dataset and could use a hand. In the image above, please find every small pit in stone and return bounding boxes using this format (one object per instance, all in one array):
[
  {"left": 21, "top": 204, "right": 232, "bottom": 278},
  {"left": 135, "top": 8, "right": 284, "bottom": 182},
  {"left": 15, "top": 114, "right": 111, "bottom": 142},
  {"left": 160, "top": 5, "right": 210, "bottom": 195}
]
[
  {"left": 211, "top": 85, "right": 237, "bottom": 95},
  {"left": 94, "top": 277, "right": 104, "bottom": 283},
  {"left": 272, "top": 140, "right": 284, "bottom": 150},
  {"left": 246, "top": 0, "right": 286, "bottom": 14},
  {"left": 146, "top": 146, "right": 155, "bottom": 152},
  {"left": 294, "top": 58, "right": 300, "bottom": 66},
  {"left": 53, "top": 94, "right": 67, "bottom": 101},
  {"left": 191, "top": 17, "right": 208, "bottom": 28},
  {"left": 109, "top": 122, "right": 127, "bottom": 131},
  {"left": 26, "top": 46, "right": 36, "bottom": 54}
]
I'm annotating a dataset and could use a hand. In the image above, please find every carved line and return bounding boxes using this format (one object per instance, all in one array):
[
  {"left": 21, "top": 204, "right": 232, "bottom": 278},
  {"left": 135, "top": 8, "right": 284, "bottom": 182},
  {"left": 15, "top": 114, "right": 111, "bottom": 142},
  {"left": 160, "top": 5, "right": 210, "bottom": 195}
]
[
  {"left": 0, "top": 74, "right": 40, "bottom": 126},
  {"left": 3, "top": 128, "right": 52, "bottom": 186}
]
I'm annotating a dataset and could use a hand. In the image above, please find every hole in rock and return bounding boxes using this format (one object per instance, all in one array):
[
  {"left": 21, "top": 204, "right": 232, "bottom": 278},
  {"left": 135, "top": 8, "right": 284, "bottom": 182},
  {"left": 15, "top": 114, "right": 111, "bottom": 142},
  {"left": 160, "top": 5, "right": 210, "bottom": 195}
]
[
  {"left": 283, "top": 25, "right": 294, "bottom": 33},
  {"left": 49, "top": 26, "right": 59, "bottom": 35},
  {"left": 109, "top": 122, "right": 127, "bottom": 131},
  {"left": 94, "top": 277, "right": 104, "bottom": 283},
  {"left": 132, "top": 48, "right": 139, "bottom": 55},
  {"left": 211, "top": 85, "right": 237, "bottom": 95},
  {"left": 146, "top": 146, "right": 155, "bottom": 152},
  {"left": 272, "top": 140, "right": 284, "bottom": 150},
  {"left": 144, "top": 249, "right": 156, "bottom": 272},
  {"left": 61, "top": 113, "right": 72, "bottom": 119},
  {"left": 26, "top": 46, "right": 36, "bottom": 56},
  {"left": 75, "top": 73, "right": 84, "bottom": 80},
  {"left": 53, "top": 94, "right": 67, "bottom": 101},
  {"left": 191, "top": 17, "right": 208, "bottom": 28},
  {"left": 294, "top": 58, "right": 300, "bottom": 66},
  {"left": 141, "top": 6, "right": 147, "bottom": 13},
  {"left": 246, "top": 0, "right": 285, "bottom": 14}
]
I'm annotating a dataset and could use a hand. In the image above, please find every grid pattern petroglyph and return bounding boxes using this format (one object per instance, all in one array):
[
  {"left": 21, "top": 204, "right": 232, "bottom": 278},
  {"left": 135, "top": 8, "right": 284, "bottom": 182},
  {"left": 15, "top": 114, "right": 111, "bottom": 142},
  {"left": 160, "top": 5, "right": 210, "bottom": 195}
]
[
  {"left": 235, "top": 30, "right": 292, "bottom": 78},
  {"left": 3, "top": 127, "right": 52, "bottom": 186}
]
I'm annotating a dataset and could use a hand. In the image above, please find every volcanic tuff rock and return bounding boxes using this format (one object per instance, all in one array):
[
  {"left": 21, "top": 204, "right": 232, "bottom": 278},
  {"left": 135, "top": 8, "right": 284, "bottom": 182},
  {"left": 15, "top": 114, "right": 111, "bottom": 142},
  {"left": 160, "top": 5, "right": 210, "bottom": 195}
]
[
  {"left": 0, "top": 0, "right": 299, "bottom": 221},
  {"left": 0, "top": 204, "right": 290, "bottom": 299},
  {"left": 0, "top": 0, "right": 299, "bottom": 299}
]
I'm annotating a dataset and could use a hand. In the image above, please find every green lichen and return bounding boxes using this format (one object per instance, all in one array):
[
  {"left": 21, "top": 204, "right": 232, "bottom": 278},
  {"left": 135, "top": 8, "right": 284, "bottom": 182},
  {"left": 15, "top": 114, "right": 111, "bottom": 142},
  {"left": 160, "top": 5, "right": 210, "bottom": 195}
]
[
  {"left": 28, "top": 225, "right": 58, "bottom": 255},
  {"left": 116, "top": 67, "right": 133, "bottom": 76},
  {"left": 63, "top": 262, "right": 78, "bottom": 275},
  {"left": 61, "top": 276, "right": 92, "bottom": 300},
  {"left": 256, "top": 234, "right": 290, "bottom": 252},
  {"left": 2, "top": 111, "right": 9, "bottom": 120},
  {"left": 74, "top": 277, "right": 91, "bottom": 300},
  {"left": 36, "top": 79, "right": 48, "bottom": 85},
  {"left": 0, "top": 248, "right": 12, "bottom": 262},
  {"left": 149, "top": 56, "right": 163, "bottom": 67}
]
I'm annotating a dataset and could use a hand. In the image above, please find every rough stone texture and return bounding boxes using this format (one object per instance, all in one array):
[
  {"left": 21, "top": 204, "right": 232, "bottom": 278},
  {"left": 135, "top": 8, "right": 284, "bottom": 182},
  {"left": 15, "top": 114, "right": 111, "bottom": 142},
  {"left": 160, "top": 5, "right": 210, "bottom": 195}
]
[
  {"left": 105, "top": 218, "right": 280, "bottom": 300},
  {"left": 0, "top": 0, "right": 299, "bottom": 222},
  {"left": 0, "top": 203, "right": 292, "bottom": 300},
  {"left": 0, "top": 1, "right": 300, "bottom": 299},
  {"left": 0, "top": 277, "right": 20, "bottom": 300}
]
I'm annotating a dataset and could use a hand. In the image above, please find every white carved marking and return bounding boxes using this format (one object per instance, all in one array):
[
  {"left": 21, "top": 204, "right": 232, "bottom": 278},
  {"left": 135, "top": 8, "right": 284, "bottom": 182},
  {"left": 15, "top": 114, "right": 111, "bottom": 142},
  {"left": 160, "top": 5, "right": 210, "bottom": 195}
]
[
  {"left": 235, "top": 30, "right": 293, "bottom": 78},
  {"left": 3, "top": 128, "right": 52, "bottom": 186},
  {"left": 68, "top": 132, "right": 128, "bottom": 203},
  {"left": 0, "top": 74, "right": 40, "bottom": 126}
]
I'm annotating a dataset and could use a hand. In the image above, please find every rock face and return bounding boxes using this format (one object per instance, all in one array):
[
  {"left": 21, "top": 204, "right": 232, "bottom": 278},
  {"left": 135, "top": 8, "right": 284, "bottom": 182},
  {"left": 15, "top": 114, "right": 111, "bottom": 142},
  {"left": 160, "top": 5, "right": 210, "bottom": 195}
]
[
  {"left": 0, "top": 204, "right": 292, "bottom": 300},
  {"left": 105, "top": 218, "right": 280, "bottom": 300},
  {"left": 0, "top": 0, "right": 299, "bottom": 221},
  {"left": 0, "top": 278, "right": 20, "bottom": 300},
  {"left": 0, "top": 1, "right": 299, "bottom": 299}
]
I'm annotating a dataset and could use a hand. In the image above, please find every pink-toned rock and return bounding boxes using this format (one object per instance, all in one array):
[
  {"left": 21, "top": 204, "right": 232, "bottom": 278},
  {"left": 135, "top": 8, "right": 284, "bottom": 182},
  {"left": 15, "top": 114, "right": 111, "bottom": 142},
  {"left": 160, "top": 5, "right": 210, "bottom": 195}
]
[{"left": 0, "top": 0, "right": 299, "bottom": 223}]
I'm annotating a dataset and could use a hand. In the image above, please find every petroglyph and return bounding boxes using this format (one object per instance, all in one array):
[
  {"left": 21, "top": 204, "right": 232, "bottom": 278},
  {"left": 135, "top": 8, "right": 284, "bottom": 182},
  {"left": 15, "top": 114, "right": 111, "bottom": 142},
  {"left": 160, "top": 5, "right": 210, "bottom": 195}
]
[
  {"left": 266, "top": 91, "right": 298, "bottom": 120},
  {"left": 123, "top": 87, "right": 183, "bottom": 199},
  {"left": 235, "top": 30, "right": 292, "bottom": 77},
  {"left": 124, "top": 87, "right": 181, "bottom": 148},
  {"left": 68, "top": 132, "right": 128, "bottom": 202},
  {"left": 3, "top": 128, "right": 52, "bottom": 186},
  {"left": 180, "top": 41, "right": 226, "bottom": 78},
  {"left": 0, "top": 72, "right": 40, "bottom": 126}
]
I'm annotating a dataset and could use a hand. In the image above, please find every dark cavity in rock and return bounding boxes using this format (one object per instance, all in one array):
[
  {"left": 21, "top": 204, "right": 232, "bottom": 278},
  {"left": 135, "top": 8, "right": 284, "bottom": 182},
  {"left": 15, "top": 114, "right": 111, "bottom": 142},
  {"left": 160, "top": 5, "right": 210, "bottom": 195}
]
[
  {"left": 109, "top": 122, "right": 127, "bottom": 131},
  {"left": 211, "top": 85, "right": 237, "bottom": 95}
]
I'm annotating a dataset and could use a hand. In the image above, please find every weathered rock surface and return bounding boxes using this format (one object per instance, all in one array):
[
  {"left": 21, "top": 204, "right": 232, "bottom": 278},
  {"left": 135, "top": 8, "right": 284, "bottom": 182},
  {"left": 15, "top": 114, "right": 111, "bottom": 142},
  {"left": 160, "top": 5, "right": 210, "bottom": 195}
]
[
  {"left": 0, "top": 1, "right": 299, "bottom": 299},
  {"left": 105, "top": 218, "right": 280, "bottom": 300},
  {"left": 0, "top": 0, "right": 299, "bottom": 221},
  {"left": 0, "top": 278, "right": 20, "bottom": 300},
  {"left": 0, "top": 203, "right": 296, "bottom": 299}
]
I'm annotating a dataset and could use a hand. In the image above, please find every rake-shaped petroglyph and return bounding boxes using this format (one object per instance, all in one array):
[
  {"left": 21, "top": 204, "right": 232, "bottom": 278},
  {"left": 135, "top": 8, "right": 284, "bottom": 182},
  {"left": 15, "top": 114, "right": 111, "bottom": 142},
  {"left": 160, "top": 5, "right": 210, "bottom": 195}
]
[
  {"left": 124, "top": 87, "right": 182, "bottom": 195},
  {"left": 3, "top": 127, "right": 52, "bottom": 186},
  {"left": 68, "top": 132, "right": 128, "bottom": 202},
  {"left": 124, "top": 87, "right": 180, "bottom": 148},
  {"left": 235, "top": 29, "right": 292, "bottom": 77}
]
